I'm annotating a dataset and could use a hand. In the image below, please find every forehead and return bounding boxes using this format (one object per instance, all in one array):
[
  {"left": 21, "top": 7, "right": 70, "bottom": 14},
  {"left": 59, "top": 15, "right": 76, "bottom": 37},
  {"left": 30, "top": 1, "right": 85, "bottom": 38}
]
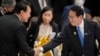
[{"left": 43, "top": 10, "right": 52, "bottom": 14}]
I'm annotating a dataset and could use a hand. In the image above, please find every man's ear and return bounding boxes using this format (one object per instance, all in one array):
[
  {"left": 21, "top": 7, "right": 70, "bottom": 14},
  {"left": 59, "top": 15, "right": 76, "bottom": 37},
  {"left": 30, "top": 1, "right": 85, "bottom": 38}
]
[
  {"left": 79, "top": 15, "right": 83, "bottom": 19},
  {"left": 20, "top": 10, "right": 24, "bottom": 15}
]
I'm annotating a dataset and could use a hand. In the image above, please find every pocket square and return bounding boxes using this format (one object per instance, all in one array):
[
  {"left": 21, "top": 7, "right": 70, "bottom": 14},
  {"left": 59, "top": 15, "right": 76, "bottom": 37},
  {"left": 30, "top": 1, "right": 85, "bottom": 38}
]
[{"left": 84, "top": 32, "right": 88, "bottom": 35}]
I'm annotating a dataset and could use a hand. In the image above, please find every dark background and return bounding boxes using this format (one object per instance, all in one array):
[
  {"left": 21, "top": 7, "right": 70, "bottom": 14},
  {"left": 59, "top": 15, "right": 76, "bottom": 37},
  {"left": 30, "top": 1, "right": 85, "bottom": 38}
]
[{"left": 0, "top": 0, "right": 100, "bottom": 21}]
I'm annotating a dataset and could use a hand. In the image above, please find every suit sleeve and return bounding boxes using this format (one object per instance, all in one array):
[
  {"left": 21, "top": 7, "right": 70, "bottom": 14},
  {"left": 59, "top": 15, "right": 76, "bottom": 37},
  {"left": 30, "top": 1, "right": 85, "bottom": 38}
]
[
  {"left": 95, "top": 23, "right": 100, "bottom": 49},
  {"left": 43, "top": 24, "right": 68, "bottom": 52},
  {"left": 61, "top": 39, "right": 72, "bottom": 56},
  {"left": 14, "top": 25, "right": 34, "bottom": 56},
  {"left": 52, "top": 23, "right": 59, "bottom": 38}
]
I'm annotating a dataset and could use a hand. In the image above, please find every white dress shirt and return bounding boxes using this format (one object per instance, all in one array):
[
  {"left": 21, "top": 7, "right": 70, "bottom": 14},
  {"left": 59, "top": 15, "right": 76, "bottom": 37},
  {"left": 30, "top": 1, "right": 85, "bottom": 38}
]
[{"left": 78, "top": 19, "right": 84, "bottom": 38}]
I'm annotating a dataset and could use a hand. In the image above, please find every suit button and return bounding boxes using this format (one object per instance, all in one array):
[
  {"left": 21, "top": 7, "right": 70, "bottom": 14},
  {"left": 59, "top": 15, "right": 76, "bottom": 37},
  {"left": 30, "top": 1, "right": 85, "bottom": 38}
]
[
  {"left": 29, "top": 34, "right": 33, "bottom": 37},
  {"left": 3, "top": 55, "right": 5, "bottom": 56}
]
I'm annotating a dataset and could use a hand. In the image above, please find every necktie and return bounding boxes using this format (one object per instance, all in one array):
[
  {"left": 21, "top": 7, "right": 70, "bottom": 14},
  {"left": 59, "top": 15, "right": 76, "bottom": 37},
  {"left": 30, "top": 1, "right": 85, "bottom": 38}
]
[
  {"left": 77, "top": 27, "right": 84, "bottom": 56},
  {"left": 77, "top": 27, "right": 84, "bottom": 47}
]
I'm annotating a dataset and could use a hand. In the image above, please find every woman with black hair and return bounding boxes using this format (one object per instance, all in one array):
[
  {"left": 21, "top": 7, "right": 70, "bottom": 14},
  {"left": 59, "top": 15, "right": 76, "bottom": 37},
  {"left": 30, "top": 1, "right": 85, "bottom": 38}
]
[{"left": 27, "top": 6, "right": 58, "bottom": 56}]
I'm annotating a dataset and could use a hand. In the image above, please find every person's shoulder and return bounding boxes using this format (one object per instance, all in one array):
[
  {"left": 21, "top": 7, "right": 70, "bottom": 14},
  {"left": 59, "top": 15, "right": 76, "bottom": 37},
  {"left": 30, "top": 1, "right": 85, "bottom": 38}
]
[
  {"left": 84, "top": 19, "right": 97, "bottom": 26},
  {"left": 9, "top": 14, "right": 25, "bottom": 28},
  {"left": 31, "top": 22, "right": 39, "bottom": 27},
  {"left": 63, "top": 22, "right": 70, "bottom": 28},
  {"left": 51, "top": 22, "right": 58, "bottom": 28},
  {"left": 28, "top": 22, "right": 39, "bottom": 30},
  {"left": 0, "top": 15, "right": 10, "bottom": 18},
  {"left": 64, "top": 5, "right": 74, "bottom": 9},
  {"left": 84, "top": 19, "right": 93, "bottom": 23},
  {"left": 0, "top": 15, "right": 13, "bottom": 22},
  {"left": 84, "top": 7, "right": 91, "bottom": 14},
  {"left": 84, "top": 7, "right": 90, "bottom": 11}
]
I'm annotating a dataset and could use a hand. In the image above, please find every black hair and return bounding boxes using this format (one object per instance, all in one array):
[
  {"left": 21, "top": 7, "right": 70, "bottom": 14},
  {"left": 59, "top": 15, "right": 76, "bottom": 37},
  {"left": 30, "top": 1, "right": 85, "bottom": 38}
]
[
  {"left": 14, "top": 1, "right": 31, "bottom": 14},
  {"left": 37, "top": 6, "right": 55, "bottom": 25},
  {"left": 70, "top": 5, "right": 84, "bottom": 17}
]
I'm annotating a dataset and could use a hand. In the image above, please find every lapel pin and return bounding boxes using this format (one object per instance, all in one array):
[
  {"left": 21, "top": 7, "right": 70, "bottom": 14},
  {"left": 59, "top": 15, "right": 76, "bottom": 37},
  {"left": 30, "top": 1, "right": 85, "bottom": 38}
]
[
  {"left": 84, "top": 32, "right": 88, "bottom": 36},
  {"left": 74, "top": 32, "right": 76, "bottom": 35}
]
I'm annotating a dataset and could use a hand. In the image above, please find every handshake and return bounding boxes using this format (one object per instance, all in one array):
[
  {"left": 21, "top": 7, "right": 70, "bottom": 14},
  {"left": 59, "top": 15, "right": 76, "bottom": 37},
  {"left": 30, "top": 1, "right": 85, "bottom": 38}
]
[
  {"left": 34, "top": 47, "right": 43, "bottom": 56},
  {"left": 34, "top": 47, "right": 53, "bottom": 56}
]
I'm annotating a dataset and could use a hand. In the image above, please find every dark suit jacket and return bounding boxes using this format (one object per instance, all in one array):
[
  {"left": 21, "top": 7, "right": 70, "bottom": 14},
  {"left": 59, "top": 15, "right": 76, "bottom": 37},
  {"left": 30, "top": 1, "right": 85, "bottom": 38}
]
[
  {"left": 27, "top": 0, "right": 41, "bottom": 17},
  {"left": 0, "top": 14, "right": 34, "bottom": 56},
  {"left": 61, "top": 39, "right": 72, "bottom": 56},
  {"left": 43, "top": 19, "right": 100, "bottom": 56},
  {"left": 25, "top": 0, "right": 51, "bottom": 28},
  {"left": 27, "top": 0, "right": 51, "bottom": 17},
  {"left": 50, "top": 0, "right": 71, "bottom": 24},
  {"left": 61, "top": 5, "right": 91, "bottom": 28},
  {"left": 0, "top": 12, "right": 3, "bottom": 16},
  {"left": 27, "top": 22, "right": 58, "bottom": 48}
]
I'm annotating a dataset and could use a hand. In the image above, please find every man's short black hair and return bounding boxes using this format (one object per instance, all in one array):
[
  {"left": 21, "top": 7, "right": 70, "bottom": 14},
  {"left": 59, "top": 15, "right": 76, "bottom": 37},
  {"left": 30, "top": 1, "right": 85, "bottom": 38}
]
[
  {"left": 70, "top": 5, "right": 84, "bottom": 17},
  {"left": 14, "top": 1, "right": 31, "bottom": 14}
]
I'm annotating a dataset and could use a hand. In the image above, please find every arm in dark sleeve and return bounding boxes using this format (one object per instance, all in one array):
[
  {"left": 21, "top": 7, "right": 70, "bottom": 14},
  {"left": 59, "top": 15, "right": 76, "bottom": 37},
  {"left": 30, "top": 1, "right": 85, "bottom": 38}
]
[
  {"left": 43, "top": 24, "right": 68, "bottom": 52},
  {"left": 52, "top": 23, "right": 59, "bottom": 38},
  {"left": 93, "top": 22, "right": 100, "bottom": 55},
  {"left": 61, "top": 39, "right": 72, "bottom": 56},
  {"left": 26, "top": 22, "right": 37, "bottom": 47},
  {"left": 95, "top": 23, "right": 100, "bottom": 49},
  {"left": 14, "top": 25, "right": 34, "bottom": 56}
]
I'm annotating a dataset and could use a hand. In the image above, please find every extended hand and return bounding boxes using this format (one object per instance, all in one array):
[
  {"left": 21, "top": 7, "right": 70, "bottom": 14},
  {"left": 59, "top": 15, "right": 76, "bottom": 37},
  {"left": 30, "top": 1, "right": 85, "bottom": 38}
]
[{"left": 34, "top": 47, "right": 41, "bottom": 56}]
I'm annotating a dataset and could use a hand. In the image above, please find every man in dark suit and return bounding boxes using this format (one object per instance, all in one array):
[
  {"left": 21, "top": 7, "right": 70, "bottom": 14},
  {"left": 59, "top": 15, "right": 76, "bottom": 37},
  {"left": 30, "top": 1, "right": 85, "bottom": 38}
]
[
  {"left": 34, "top": 5, "right": 100, "bottom": 56},
  {"left": 0, "top": 1, "right": 34, "bottom": 56},
  {"left": 61, "top": 0, "right": 92, "bottom": 29}
]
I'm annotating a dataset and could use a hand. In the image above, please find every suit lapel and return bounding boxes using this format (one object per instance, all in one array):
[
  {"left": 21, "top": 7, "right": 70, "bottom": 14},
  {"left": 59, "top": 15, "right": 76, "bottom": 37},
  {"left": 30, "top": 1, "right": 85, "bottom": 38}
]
[
  {"left": 69, "top": 25, "right": 82, "bottom": 48},
  {"left": 34, "top": 0, "right": 41, "bottom": 13},
  {"left": 12, "top": 14, "right": 20, "bottom": 21},
  {"left": 84, "top": 19, "right": 90, "bottom": 46}
]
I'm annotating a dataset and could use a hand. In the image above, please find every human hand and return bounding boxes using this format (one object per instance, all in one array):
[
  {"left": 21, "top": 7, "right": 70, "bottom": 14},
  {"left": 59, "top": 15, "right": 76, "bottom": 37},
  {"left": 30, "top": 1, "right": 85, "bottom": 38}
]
[{"left": 34, "top": 47, "right": 41, "bottom": 56}]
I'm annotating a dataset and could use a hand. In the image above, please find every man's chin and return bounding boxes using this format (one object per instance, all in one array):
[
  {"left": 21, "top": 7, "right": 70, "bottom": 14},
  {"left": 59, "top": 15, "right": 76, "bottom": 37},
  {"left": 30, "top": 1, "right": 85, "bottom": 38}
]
[
  {"left": 23, "top": 20, "right": 28, "bottom": 23},
  {"left": 71, "top": 24, "right": 76, "bottom": 26}
]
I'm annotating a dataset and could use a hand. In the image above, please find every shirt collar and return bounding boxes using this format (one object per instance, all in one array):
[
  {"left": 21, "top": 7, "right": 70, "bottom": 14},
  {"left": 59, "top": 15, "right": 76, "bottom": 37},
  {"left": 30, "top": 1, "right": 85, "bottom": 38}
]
[
  {"left": 78, "top": 19, "right": 84, "bottom": 28},
  {"left": 15, "top": 14, "right": 21, "bottom": 21}
]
